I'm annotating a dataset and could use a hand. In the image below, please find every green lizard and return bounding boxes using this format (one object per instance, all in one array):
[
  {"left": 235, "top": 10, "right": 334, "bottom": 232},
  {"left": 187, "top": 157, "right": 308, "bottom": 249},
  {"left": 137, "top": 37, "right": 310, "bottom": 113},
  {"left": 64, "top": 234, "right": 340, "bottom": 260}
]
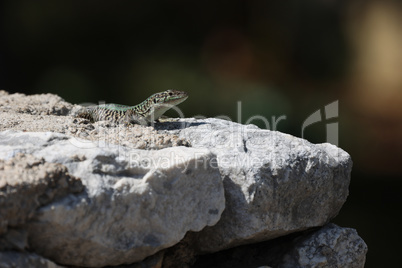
[{"left": 77, "top": 89, "right": 188, "bottom": 125}]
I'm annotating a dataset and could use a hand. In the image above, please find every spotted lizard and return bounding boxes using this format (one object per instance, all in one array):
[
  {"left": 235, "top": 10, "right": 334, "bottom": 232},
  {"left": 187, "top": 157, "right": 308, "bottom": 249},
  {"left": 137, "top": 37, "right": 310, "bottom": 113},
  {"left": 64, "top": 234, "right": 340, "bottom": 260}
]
[{"left": 76, "top": 90, "right": 188, "bottom": 125}]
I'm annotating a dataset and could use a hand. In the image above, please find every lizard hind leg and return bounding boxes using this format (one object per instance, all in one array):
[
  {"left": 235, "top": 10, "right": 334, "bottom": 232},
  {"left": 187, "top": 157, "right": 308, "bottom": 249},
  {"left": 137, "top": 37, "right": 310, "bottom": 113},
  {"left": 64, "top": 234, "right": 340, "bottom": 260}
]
[{"left": 76, "top": 110, "right": 95, "bottom": 123}]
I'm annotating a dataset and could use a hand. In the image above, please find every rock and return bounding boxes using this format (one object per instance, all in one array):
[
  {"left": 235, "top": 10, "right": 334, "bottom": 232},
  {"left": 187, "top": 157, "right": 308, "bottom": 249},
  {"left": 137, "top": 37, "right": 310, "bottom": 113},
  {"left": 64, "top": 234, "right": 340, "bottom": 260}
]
[
  {"left": 190, "top": 223, "right": 367, "bottom": 268},
  {"left": 0, "top": 153, "right": 83, "bottom": 238},
  {"left": 0, "top": 251, "right": 65, "bottom": 268},
  {"left": 0, "top": 91, "right": 190, "bottom": 150},
  {"left": 0, "top": 131, "right": 224, "bottom": 267},
  {"left": 279, "top": 223, "right": 367, "bottom": 268},
  {"left": 163, "top": 118, "right": 352, "bottom": 252},
  {"left": 0, "top": 91, "right": 363, "bottom": 267},
  {"left": 0, "top": 90, "right": 73, "bottom": 116}
]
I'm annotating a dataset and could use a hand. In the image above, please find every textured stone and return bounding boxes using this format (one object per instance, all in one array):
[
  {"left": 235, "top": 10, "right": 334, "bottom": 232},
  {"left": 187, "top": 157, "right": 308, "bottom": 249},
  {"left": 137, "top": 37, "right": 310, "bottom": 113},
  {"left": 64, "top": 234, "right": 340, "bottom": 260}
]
[
  {"left": 0, "top": 131, "right": 224, "bottom": 267},
  {"left": 190, "top": 223, "right": 367, "bottom": 268},
  {"left": 0, "top": 153, "right": 83, "bottom": 237},
  {"left": 164, "top": 118, "right": 352, "bottom": 252},
  {"left": 0, "top": 90, "right": 72, "bottom": 116},
  {"left": 279, "top": 223, "right": 367, "bottom": 268},
  {"left": 0, "top": 91, "right": 190, "bottom": 150},
  {"left": 0, "top": 251, "right": 65, "bottom": 268},
  {"left": 0, "top": 91, "right": 362, "bottom": 267}
]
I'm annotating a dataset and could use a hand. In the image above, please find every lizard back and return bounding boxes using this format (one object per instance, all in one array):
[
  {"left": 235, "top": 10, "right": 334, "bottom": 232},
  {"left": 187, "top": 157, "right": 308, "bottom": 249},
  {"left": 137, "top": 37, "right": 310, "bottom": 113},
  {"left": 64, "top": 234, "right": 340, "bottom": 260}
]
[{"left": 76, "top": 89, "right": 188, "bottom": 124}]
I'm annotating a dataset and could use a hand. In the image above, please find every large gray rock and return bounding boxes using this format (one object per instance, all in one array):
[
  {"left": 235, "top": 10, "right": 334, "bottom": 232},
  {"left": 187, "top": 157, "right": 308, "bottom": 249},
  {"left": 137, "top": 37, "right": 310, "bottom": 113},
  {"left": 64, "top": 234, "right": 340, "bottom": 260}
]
[
  {"left": 163, "top": 118, "right": 352, "bottom": 252},
  {"left": 0, "top": 113, "right": 357, "bottom": 267},
  {"left": 0, "top": 131, "right": 224, "bottom": 267}
]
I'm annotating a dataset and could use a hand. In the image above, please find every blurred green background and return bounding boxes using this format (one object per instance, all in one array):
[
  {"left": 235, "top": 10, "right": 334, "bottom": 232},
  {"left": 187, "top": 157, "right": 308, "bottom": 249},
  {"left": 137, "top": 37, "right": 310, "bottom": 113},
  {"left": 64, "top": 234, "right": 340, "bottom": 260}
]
[{"left": 1, "top": 1, "right": 402, "bottom": 267}]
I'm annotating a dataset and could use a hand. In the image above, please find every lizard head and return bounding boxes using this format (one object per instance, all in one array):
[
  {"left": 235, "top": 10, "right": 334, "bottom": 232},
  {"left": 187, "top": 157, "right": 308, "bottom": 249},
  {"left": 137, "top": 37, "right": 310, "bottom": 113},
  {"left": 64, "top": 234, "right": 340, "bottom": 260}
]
[
  {"left": 137, "top": 89, "right": 188, "bottom": 121},
  {"left": 150, "top": 89, "right": 188, "bottom": 106}
]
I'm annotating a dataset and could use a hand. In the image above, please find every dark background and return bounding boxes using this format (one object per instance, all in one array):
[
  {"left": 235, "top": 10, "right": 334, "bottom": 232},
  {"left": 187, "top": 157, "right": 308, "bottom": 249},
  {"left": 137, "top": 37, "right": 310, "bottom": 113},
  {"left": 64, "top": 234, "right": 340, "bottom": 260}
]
[{"left": 1, "top": 1, "right": 402, "bottom": 267}]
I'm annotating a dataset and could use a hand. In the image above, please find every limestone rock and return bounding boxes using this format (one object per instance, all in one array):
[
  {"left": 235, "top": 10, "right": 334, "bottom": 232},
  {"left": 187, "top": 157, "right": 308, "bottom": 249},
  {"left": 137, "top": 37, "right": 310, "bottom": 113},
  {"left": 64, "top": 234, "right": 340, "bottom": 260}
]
[
  {"left": 0, "top": 91, "right": 190, "bottom": 150},
  {"left": 0, "top": 153, "right": 83, "bottom": 237},
  {"left": 0, "top": 131, "right": 224, "bottom": 267},
  {"left": 279, "top": 223, "right": 367, "bottom": 268},
  {"left": 190, "top": 223, "right": 367, "bottom": 268},
  {"left": 0, "top": 90, "right": 362, "bottom": 267},
  {"left": 0, "top": 251, "right": 65, "bottom": 268},
  {"left": 164, "top": 118, "right": 352, "bottom": 252},
  {"left": 0, "top": 90, "right": 72, "bottom": 116}
]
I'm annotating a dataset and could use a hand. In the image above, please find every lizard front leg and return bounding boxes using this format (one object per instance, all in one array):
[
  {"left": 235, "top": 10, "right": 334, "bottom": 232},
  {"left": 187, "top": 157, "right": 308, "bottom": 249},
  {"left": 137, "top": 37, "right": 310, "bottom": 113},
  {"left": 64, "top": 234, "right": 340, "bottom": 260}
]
[{"left": 124, "top": 111, "right": 149, "bottom": 126}]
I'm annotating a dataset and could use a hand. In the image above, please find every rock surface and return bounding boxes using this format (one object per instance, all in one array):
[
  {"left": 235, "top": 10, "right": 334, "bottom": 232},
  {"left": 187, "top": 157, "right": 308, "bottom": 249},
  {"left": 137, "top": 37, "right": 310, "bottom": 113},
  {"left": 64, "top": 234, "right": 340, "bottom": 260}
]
[
  {"left": 0, "top": 131, "right": 224, "bottom": 266},
  {"left": 190, "top": 223, "right": 367, "bottom": 268},
  {"left": 0, "top": 91, "right": 366, "bottom": 267},
  {"left": 164, "top": 118, "right": 352, "bottom": 252},
  {"left": 280, "top": 223, "right": 367, "bottom": 268},
  {"left": 0, "top": 90, "right": 189, "bottom": 149},
  {"left": 0, "top": 251, "right": 65, "bottom": 268},
  {"left": 0, "top": 153, "right": 83, "bottom": 238}
]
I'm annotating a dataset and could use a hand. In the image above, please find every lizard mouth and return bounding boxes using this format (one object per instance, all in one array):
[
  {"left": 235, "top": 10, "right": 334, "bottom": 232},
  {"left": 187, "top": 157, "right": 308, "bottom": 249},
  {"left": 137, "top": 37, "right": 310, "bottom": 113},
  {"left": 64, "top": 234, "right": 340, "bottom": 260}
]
[{"left": 165, "top": 95, "right": 188, "bottom": 106}]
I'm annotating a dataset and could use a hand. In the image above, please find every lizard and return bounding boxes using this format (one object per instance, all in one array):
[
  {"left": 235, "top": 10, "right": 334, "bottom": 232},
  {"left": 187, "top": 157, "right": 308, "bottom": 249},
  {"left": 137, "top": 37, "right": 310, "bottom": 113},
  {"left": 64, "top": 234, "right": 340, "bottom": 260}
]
[{"left": 76, "top": 89, "right": 188, "bottom": 125}]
